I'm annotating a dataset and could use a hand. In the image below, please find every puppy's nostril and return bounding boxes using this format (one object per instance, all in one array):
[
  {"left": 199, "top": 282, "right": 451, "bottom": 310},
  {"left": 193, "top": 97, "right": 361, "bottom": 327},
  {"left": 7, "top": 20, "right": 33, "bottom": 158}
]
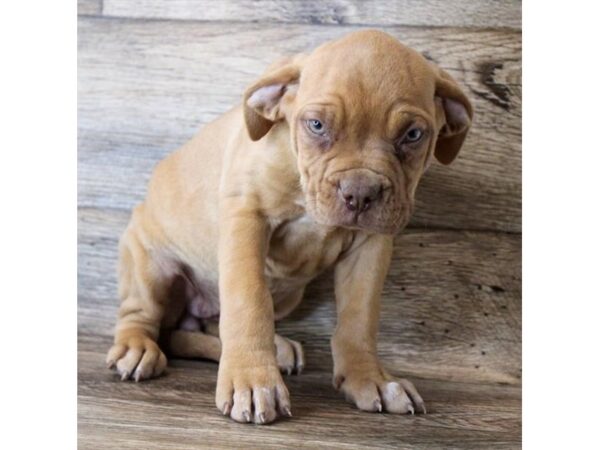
[
  {"left": 362, "top": 196, "right": 372, "bottom": 212},
  {"left": 344, "top": 194, "right": 358, "bottom": 211}
]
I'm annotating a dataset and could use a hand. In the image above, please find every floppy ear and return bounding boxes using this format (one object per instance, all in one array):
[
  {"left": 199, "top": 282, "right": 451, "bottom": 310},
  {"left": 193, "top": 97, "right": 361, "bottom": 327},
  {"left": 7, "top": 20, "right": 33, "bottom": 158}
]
[
  {"left": 433, "top": 68, "right": 473, "bottom": 165},
  {"left": 243, "top": 61, "right": 302, "bottom": 141}
]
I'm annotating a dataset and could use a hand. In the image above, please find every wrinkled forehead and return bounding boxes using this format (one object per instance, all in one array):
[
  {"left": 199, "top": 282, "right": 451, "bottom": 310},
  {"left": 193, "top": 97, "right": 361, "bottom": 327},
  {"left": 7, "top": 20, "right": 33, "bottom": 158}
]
[{"left": 296, "top": 35, "right": 437, "bottom": 125}]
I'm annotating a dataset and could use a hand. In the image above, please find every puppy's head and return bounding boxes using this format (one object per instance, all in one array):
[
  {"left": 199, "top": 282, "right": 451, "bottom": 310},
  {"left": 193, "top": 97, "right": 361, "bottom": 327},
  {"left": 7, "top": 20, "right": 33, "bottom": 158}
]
[{"left": 244, "top": 30, "right": 473, "bottom": 234}]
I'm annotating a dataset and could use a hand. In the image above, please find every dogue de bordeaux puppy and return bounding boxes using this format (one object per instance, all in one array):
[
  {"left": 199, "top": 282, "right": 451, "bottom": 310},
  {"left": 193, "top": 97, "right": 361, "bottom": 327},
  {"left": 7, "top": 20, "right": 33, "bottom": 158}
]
[{"left": 107, "top": 30, "right": 472, "bottom": 424}]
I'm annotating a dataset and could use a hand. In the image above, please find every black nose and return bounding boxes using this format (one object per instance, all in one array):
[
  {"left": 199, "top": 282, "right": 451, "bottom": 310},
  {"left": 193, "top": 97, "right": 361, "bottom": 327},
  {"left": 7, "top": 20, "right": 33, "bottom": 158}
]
[{"left": 338, "top": 177, "right": 383, "bottom": 214}]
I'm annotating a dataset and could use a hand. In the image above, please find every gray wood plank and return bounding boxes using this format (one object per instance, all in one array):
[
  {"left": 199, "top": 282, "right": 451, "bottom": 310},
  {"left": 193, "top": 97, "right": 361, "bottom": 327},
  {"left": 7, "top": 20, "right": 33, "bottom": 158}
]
[
  {"left": 78, "top": 17, "right": 522, "bottom": 232},
  {"left": 78, "top": 0, "right": 102, "bottom": 15},
  {"left": 102, "top": 0, "right": 521, "bottom": 29},
  {"left": 79, "top": 207, "right": 521, "bottom": 386},
  {"left": 78, "top": 11, "right": 521, "bottom": 448},
  {"left": 79, "top": 340, "right": 521, "bottom": 450}
]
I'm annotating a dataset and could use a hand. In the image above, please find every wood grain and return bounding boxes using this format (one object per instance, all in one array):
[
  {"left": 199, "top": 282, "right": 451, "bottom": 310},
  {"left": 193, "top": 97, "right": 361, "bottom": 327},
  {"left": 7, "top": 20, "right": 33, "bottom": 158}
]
[
  {"left": 78, "top": 17, "right": 521, "bottom": 232},
  {"left": 79, "top": 340, "right": 521, "bottom": 450},
  {"left": 79, "top": 207, "right": 521, "bottom": 386},
  {"left": 78, "top": 9, "right": 522, "bottom": 448},
  {"left": 102, "top": 0, "right": 522, "bottom": 29},
  {"left": 78, "top": 0, "right": 101, "bottom": 15}
]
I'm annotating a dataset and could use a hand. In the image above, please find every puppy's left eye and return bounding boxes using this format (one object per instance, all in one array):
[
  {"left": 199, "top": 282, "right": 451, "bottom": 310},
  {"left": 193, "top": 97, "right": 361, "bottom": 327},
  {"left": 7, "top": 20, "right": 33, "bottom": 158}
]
[
  {"left": 307, "top": 119, "right": 327, "bottom": 136},
  {"left": 403, "top": 127, "right": 424, "bottom": 144}
]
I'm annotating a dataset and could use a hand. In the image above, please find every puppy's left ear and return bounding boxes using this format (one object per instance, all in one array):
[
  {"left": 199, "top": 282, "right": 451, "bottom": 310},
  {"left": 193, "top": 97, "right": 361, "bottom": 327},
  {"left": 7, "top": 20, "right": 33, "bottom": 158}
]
[
  {"left": 433, "top": 68, "right": 473, "bottom": 165},
  {"left": 243, "top": 61, "right": 302, "bottom": 141}
]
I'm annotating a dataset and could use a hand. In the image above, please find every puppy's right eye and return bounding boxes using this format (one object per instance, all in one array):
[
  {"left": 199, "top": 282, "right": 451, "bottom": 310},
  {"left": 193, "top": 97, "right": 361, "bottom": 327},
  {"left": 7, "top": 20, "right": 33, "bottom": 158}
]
[{"left": 306, "top": 119, "right": 326, "bottom": 136}]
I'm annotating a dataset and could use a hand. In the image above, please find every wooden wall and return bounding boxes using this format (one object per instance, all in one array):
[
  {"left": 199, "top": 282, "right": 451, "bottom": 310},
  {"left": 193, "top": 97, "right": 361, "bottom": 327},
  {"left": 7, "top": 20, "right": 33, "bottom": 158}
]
[{"left": 78, "top": 1, "right": 521, "bottom": 448}]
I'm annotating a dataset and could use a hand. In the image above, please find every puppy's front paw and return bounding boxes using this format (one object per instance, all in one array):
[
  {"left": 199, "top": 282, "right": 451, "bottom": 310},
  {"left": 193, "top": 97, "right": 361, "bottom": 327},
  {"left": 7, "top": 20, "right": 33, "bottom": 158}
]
[
  {"left": 334, "top": 370, "right": 426, "bottom": 414},
  {"left": 106, "top": 334, "right": 167, "bottom": 382},
  {"left": 216, "top": 356, "right": 292, "bottom": 424},
  {"left": 274, "top": 334, "right": 305, "bottom": 375}
]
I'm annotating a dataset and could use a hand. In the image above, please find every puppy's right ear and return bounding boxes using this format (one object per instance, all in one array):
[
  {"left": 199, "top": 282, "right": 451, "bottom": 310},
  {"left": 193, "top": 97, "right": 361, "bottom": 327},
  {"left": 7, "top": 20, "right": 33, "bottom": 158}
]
[{"left": 243, "top": 59, "right": 302, "bottom": 141}]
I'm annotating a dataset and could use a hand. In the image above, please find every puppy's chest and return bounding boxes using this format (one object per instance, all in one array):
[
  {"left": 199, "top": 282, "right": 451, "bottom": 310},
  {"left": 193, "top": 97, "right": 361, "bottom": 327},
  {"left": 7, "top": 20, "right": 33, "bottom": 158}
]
[{"left": 266, "top": 214, "right": 354, "bottom": 281}]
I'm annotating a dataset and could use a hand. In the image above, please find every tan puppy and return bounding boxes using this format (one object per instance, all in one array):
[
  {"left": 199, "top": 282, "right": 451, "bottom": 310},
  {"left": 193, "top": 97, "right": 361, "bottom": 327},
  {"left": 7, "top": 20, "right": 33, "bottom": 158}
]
[{"left": 106, "top": 30, "right": 472, "bottom": 424}]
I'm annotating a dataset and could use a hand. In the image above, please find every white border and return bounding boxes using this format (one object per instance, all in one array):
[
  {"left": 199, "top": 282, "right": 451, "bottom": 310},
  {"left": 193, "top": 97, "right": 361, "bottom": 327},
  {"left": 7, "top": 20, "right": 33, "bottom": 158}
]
[
  {"left": 0, "top": 1, "right": 76, "bottom": 449},
  {"left": 523, "top": 1, "right": 600, "bottom": 448}
]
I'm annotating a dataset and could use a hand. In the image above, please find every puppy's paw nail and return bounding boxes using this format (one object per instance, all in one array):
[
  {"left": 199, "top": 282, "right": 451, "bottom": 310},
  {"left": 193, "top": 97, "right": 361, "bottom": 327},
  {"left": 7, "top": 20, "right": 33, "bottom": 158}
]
[
  {"left": 120, "top": 371, "right": 130, "bottom": 381},
  {"left": 257, "top": 412, "right": 266, "bottom": 424},
  {"left": 222, "top": 402, "right": 232, "bottom": 416},
  {"left": 374, "top": 398, "right": 382, "bottom": 412},
  {"left": 243, "top": 411, "right": 251, "bottom": 423},
  {"left": 283, "top": 406, "right": 293, "bottom": 417},
  {"left": 408, "top": 404, "right": 415, "bottom": 415},
  {"left": 286, "top": 367, "right": 292, "bottom": 376},
  {"left": 296, "top": 365, "right": 304, "bottom": 375},
  {"left": 134, "top": 370, "right": 142, "bottom": 382}
]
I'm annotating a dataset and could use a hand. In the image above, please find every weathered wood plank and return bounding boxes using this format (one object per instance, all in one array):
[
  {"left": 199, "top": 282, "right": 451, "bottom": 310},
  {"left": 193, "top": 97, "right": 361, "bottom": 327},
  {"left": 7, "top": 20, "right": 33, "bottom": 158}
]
[
  {"left": 78, "top": 17, "right": 521, "bottom": 232},
  {"left": 102, "top": 0, "right": 521, "bottom": 29},
  {"left": 78, "top": 0, "right": 102, "bottom": 15},
  {"left": 78, "top": 10, "right": 521, "bottom": 448},
  {"left": 78, "top": 340, "right": 521, "bottom": 450},
  {"left": 79, "top": 207, "right": 521, "bottom": 386}
]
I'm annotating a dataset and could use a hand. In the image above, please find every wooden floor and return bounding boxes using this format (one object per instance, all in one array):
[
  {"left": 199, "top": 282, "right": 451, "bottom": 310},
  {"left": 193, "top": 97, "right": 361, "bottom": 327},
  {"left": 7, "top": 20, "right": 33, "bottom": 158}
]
[{"left": 78, "top": 1, "right": 522, "bottom": 448}]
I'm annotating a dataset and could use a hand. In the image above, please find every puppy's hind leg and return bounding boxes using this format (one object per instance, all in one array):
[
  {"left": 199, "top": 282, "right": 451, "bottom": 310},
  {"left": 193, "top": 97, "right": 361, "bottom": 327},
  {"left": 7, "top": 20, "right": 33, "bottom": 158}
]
[
  {"left": 106, "top": 208, "right": 171, "bottom": 382},
  {"left": 161, "top": 328, "right": 222, "bottom": 362}
]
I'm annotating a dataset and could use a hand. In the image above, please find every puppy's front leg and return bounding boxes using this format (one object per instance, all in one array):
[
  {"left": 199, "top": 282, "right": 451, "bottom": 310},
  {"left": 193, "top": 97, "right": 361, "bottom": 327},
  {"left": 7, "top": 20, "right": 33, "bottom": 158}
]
[
  {"left": 215, "top": 201, "right": 291, "bottom": 424},
  {"left": 331, "top": 234, "right": 426, "bottom": 414}
]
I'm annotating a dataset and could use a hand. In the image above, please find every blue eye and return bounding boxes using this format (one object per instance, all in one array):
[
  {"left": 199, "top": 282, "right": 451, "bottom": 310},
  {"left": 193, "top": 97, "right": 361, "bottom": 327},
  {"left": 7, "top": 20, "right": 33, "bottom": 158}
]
[
  {"left": 403, "top": 127, "right": 424, "bottom": 143},
  {"left": 307, "top": 119, "right": 326, "bottom": 135}
]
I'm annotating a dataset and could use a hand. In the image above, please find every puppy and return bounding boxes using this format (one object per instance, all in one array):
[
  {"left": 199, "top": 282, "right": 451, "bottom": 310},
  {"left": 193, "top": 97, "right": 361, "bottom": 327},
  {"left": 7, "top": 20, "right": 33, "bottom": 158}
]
[{"left": 106, "top": 30, "right": 472, "bottom": 424}]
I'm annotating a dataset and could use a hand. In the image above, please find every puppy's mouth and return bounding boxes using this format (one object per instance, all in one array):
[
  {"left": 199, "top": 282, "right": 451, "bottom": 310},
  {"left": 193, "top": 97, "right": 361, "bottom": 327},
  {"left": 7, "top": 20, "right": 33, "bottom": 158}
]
[{"left": 304, "top": 184, "right": 411, "bottom": 235}]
